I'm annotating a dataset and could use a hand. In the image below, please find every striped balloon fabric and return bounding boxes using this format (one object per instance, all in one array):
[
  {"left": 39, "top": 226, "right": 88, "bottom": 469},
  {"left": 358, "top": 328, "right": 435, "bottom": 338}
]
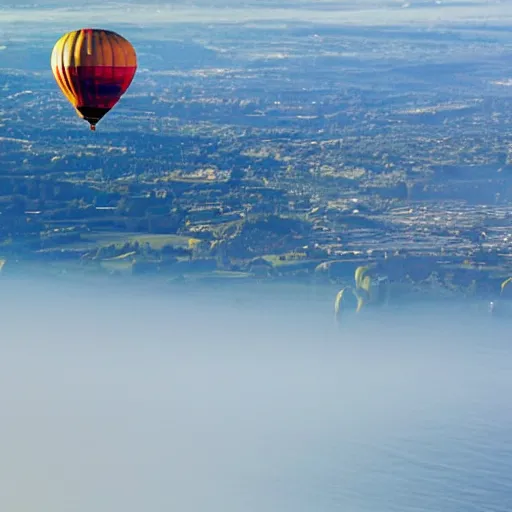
[{"left": 51, "top": 28, "right": 137, "bottom": 131}]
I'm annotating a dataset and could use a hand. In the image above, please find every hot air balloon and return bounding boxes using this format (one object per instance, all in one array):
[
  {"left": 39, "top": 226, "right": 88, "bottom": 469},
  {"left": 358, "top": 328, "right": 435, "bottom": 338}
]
[
  {"left": 353, "top": 265, "right": 390, "bottom": 310},
  {"left": 51, "top": 28, "right": 137, "bottom": 131},
  {"left": 501, "top": 276, "right": 512, "bottom": 298},
  {"left": 334, "top": 286, "right": 363, "bottom": 325}
]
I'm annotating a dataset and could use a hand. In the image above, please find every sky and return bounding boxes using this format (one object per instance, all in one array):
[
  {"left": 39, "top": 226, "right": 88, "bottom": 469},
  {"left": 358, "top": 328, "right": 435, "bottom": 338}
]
[{"left": 0, "top": 0, "right": 511, "bottom": 35}]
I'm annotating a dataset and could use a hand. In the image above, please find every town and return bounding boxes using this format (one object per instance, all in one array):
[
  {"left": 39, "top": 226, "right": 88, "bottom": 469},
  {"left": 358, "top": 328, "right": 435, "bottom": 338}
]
[{"left": 2, "top": 20, "right": 512, "bottom": 302}]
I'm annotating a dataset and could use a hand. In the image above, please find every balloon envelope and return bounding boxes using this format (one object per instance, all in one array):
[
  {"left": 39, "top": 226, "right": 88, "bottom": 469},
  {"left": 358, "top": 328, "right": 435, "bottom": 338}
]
[{"left": 51, "top": 28, "right": 137, "bottom": 130}]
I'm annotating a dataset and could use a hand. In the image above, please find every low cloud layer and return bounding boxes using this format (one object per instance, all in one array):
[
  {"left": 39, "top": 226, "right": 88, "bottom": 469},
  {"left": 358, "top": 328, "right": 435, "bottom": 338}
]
[{"left": 1, "top": 277, "right": 511, "bottom": 511}]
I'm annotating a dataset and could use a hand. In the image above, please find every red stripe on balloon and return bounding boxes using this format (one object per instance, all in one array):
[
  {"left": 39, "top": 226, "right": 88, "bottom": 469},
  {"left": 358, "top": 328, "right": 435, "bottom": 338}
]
[{"left": 66, "top": 65, "right": 137, "bottom": 109}]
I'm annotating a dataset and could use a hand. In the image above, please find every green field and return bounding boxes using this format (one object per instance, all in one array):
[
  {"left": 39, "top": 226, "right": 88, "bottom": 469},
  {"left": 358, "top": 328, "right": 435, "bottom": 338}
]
[{"left": 71, "top": 232, "right": 194, "bottom": 250}]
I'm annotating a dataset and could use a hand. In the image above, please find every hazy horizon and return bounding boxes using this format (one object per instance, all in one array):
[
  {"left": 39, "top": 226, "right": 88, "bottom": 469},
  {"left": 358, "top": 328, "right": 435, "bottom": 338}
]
[{"left": 1, "top": 0, "right": 512, "bottom": 36}]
